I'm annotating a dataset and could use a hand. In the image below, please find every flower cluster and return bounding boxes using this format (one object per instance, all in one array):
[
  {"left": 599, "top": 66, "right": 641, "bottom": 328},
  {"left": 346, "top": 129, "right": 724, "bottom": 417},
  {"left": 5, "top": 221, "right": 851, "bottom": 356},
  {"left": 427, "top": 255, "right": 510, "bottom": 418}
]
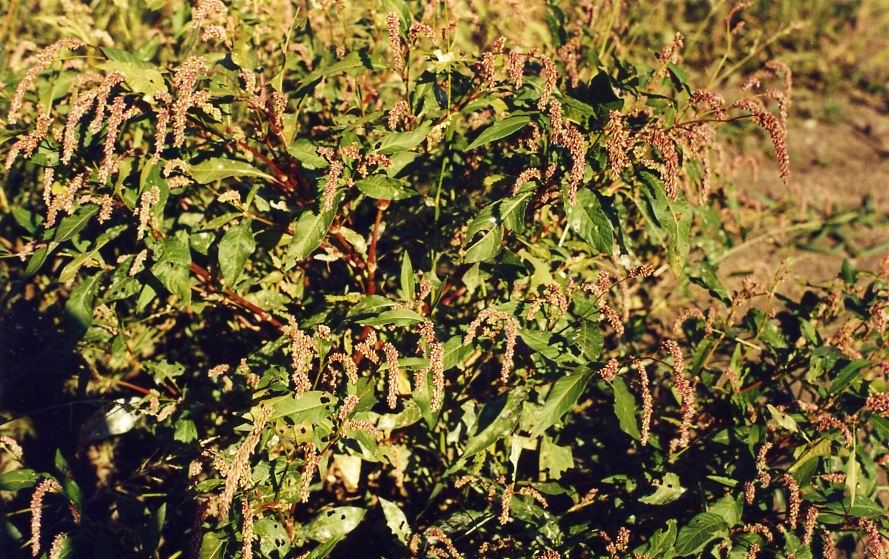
[
  {"left": 8, "top": 38, "right": 83, "bottom": 125},
  {"left": 464, "top": 308, "right": 519, "bottom": 383}
]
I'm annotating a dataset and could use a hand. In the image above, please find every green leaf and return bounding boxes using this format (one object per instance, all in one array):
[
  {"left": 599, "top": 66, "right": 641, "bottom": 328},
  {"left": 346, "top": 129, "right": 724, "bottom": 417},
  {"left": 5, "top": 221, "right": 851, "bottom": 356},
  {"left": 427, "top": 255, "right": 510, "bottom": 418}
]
[
  {"left": 296, "top": 50, "right": 379, "bottom": 96},
  {"left": 519, "top": 328, "right": 564, "bottom": 361},
  {"left": 441, "top": 335, "right": 472, "bottom": 371},
  {"left": 381, "top": 0, "right": 411, "bottom": 26},
  {"left": 689, "top": 260, "right": 731, "bottom": 305},
  {"left": 58, "top": 225, "right": 126, "bottom": 283},
  {"left": 151, "top": 236, "right": 192, "bottom": 305},
  {"left": 845, "top": 450, "right": 859, "bottom": 508},
  {"left": 265, "top": 391, "right": 337, "bottom": 422},
  {"left": 64, "top": 272, "right": 104, "bottom": 339},
  {"left": 666, "top": 210, "right": 692, "bottom": 272},
  {"left": 59, "top": 251, "right": 98, "bottom": 285},
  {"left": 498, "top": 191, "right": 532, "bottom": 232},
  {"left": 356, "top": 175, "right": 418, "bottom": 200},
  {"left": 359, "top": 307, "right": 424, "bottom": 327},
  {"left": 377, "top": 122, "right": 431, "bottom": 154},
  {"left": 640, "top": 172, "right": 691, "bottom": 274},
  {"left": 46, "top": 533, "right": 72, "bottom": 559},
  {"left": 255, "top": 518, "right": 291, "bottom": 556},
  {"left": 820, "top": 496, "right": 888, "bottom": 521},
  {"left": 531, "top": 371, "right": 591, "bottom": 438},
  {"left": 11, "top": 205, "right": 43, "bottom": 234},
  {"left": 466, "top": 114, "right": 530, "bottom": 150},
  {"left": 539, "top": 437, "right": 574, "bottom": 480},
  {"left": 346, "top": 295, "right": 398, "bottom": 318},
  {"left": 639, "top": 473, "right": 686, "bottom": 505},
  {"left": 830, "top": 360, "right": 868, "bottom": 394},
  {"left": 198, "top": 532, "right": 225, "bottom": 559},
  {"left": 841, "top": 258, "right": 857, "bottom": 284},
  {"left": 25, "top": 244, "right": 51, "bottom": 276},
  {"left": 573, "top": 319, "right": 604, "bottom": 360},
  {"left": 674, "top": 512, "right": 728, "bottom": 556},
  {"left": 190, "top": 158, "right": 274, "bottom": 184},
  {"left": 51, "top": 205, "right": 99, "bottom": 243},
  {"left": 338, "top": 226, "right": 367, "bottom": 256},
  {"left": 0, "top": 469, "right": 39, "bottom": 491},
  {"left": 788, "top": 438, "right": 832, "bottom": 474},
  {"left": 305, "top": 538, "right": 344, "bottom": 559},
  {"left": 174, "top": 419, "right": 198, "bottom": 443},
  {"left": 217, "top": 219, "right": 255, "bottom": 285},
  {"left": 304, "top": 507, "right": 366, "bottom": 543},
  {"left": 287, "top": 207, "right": 335, "bottom": 265},
  {"left": 144, "top": 503, "right": 166, "bottom": 554},
  {"left": 634, "top": 520, "right": 678, "bottom": 558},
  {"left": 399, "top": 252, "right": 415, "bottom": 300},
  {"left": 288, "top": 140, "right": 329, "bottom": 170},
  {"left": 99, "top": 60, "right": 167, "bottom": 97},
  {"left": 379, "top": 498, "right": 411, "bottom": 545},
  {"left": 708, "top": 494, "right": 742, "bottom": 527},
  {"left": 463, "top": 225, "right": 503, "bottom": 264},
  {"left": 99, "top": 46, "right": 145, "bottom": 63},
  {"left": 767, "top": 404, "right": 798, "bottom": 432},
  {"left": 612, "top": 376, "right": 641, "bottom": 440},
  {"left": 568, "top": 189, "right": 613, "bottom": 254},
  {"left": 448, "top": 389, "right": 527, "bottom": 474},
  {"left": 145, "top": 359, "right": 185, "bottom": 384}
]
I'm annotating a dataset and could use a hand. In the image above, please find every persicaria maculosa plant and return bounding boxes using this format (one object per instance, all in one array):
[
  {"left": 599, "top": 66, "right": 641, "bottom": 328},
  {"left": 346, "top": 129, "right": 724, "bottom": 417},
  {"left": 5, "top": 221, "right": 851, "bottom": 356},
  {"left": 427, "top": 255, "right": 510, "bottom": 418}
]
[{"left": 0, "top": 1, "right": 886, "bottom": 558}]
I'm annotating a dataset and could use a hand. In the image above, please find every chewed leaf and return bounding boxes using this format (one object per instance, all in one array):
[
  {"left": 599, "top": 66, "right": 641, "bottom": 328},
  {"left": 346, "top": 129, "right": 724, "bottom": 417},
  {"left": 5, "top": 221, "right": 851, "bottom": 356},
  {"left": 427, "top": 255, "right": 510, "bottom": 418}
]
[{"left": 304, "top": 506, "right": 366, "bottom": 543}]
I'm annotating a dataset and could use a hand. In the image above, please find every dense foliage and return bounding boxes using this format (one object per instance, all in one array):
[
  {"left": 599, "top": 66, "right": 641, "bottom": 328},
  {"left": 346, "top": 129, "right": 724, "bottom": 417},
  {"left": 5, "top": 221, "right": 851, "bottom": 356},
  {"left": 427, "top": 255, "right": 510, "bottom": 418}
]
[{"left": 0, "top": 1, "right": 887, "bottom": 558}]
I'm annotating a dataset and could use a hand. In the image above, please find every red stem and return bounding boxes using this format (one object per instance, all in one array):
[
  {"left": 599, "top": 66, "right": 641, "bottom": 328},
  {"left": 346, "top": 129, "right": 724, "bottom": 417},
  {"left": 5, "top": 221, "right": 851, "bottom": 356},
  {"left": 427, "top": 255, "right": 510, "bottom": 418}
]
[{"left": 190, "top": 262, "right": 285, "bottom": 329}]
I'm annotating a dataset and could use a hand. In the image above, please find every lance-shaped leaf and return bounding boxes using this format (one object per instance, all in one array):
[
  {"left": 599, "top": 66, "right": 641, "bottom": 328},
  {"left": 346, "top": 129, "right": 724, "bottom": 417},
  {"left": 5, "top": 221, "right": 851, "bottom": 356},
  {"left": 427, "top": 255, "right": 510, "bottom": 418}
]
[
  {"left": 530, "top": 371, "right": 592, "bottom": 438},
  {"left": 217, "top": 219, "right": 255, "bottom": 285},
  {"left": 190, "top": 157, "right": 274, "bottom": 184},
  {"left": 612, "top": 376, "right": 641, "bottom": 440},
  {"left": 466, "top": 114, "right": 531, "bottom": 150}
]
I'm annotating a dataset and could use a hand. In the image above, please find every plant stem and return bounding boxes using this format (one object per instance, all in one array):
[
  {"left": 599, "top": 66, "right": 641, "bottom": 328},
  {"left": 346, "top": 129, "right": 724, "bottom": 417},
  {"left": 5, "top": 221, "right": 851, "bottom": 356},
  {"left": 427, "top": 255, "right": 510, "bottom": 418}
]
[{"left": 366, "top": 202, "right": 386, "bottom": 295}]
